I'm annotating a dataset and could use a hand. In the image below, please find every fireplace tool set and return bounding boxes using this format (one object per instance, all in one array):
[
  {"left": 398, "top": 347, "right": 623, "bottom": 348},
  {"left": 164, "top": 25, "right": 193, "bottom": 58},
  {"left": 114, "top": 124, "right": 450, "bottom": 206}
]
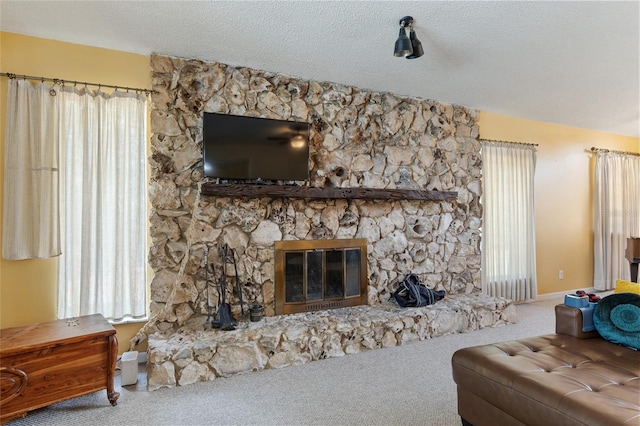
[{"left": 206, "top": 244, "right": 247, "bottom": 330}]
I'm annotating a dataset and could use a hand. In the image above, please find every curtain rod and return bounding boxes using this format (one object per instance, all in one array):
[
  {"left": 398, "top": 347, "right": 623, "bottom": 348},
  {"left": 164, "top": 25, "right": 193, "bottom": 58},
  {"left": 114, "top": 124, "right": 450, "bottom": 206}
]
[
  {"left": 591, "top": 147, "right": 640, "bottom": 157},
  {"left": 0, "top": 72, "right": 157, "bottom": 95},
  {"left": 480, "top": 138, "right": 539, "bottom": 147}
]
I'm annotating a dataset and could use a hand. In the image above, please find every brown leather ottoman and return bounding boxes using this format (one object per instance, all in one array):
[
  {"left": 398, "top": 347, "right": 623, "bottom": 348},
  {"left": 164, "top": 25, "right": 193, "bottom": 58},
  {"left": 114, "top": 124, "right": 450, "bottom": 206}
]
[{"left": 452, "top": 306, "right": 640, "bottom": 426}]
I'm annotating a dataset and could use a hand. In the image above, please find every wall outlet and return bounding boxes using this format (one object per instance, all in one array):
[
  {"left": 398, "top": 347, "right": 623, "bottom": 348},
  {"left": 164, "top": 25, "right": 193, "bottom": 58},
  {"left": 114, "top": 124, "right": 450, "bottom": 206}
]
[{"left": 559, "top": 270, "right": 564, "bottom": 280}]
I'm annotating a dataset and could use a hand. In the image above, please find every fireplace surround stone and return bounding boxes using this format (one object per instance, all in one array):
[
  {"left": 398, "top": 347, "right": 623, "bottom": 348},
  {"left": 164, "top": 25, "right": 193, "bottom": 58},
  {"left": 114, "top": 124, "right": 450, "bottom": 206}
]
[
  {"left": 147, "top": 293, "right": 515, "bottom": 390},
  {"left": 144, "top": 54, "right": 483, "bottom": 338},
  {"left": 139, "top": 54, "right": 491, "bottom": 389}
]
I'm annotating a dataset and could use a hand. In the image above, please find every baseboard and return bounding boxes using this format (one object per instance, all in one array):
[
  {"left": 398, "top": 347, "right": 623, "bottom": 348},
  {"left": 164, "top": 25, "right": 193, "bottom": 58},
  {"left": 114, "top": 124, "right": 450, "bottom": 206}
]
[
  {"left": 526, "top": 286, "right": 614, "bottom": 304},
  {"left": 535, "top": 287, "right": 596, "bottom": 302},
  {"left": 515, "top": 287, "right": 596, "bottom": 304}
]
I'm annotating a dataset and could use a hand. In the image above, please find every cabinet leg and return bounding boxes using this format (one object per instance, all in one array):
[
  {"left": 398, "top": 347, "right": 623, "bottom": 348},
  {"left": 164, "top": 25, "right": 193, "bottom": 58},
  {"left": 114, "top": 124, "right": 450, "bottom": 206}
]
[
  {"left": 108, "top": 391, "right": 120, "bottom": 406},
  {"left": 107, "top": 334, "right": 120, "bottom": 406}
]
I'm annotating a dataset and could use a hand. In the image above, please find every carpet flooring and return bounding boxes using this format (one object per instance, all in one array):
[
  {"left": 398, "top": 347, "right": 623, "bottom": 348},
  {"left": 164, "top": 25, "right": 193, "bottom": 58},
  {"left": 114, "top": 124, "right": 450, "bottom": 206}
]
[{"left": 7, "top": 297, "right": 564, "bottom": 426}]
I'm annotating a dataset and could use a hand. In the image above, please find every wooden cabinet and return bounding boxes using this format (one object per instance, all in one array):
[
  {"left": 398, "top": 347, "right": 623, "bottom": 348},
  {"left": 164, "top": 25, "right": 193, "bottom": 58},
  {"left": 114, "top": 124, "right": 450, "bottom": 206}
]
[{"left": 0, "top": 314, "right": 119, "bottom": 424}]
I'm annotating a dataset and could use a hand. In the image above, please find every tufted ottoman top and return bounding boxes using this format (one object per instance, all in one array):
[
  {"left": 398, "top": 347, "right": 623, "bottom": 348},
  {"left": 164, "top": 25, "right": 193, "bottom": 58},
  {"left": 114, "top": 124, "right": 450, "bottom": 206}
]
[{"left": 452, "top": 334, "right": 640, "bottom": 426}]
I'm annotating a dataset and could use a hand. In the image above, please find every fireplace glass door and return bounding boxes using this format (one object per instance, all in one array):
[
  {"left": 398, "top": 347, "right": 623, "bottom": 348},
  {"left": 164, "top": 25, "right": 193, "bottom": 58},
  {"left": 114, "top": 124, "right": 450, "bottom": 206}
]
[{"left": 275, "top": 239, "right": 368, "bottom": 315}]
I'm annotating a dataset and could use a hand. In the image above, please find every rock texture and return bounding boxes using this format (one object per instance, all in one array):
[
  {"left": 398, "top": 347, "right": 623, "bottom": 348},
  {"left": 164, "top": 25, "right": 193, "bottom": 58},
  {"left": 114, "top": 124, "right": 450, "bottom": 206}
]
[
  {"left": 148, "top": 54, "right": 483, "bottom": 334},
  {"left": 147, "top": 293, "right": 515, "bottom": 391},
  {"left": 144, "top": 54, "right": 493, "bottom": 389}
]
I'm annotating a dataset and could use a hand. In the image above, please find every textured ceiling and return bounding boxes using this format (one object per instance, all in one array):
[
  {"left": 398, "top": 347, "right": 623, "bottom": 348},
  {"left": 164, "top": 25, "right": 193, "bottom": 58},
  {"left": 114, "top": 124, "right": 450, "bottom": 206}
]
[{"left": 2, "top": 1, "right": 638, "bottom": 137}]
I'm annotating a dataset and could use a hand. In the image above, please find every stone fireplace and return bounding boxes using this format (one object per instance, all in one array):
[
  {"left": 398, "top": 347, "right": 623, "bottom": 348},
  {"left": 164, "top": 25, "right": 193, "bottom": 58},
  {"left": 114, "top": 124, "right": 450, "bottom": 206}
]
[
  {"left": 142, "top": 54, "right": 503, "bottom": 391},
  {"left": 147, "top": 53, "right": 483, "bottom": 332},
  {"left": 274, "top": 238, "right": 368, "bottom": 315}
]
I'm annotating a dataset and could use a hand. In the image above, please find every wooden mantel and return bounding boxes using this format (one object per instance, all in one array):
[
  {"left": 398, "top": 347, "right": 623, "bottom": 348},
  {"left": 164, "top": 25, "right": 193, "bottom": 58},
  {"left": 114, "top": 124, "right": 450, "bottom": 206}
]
[{"left": 201, "top": 183, "right": 457, "bottom": 201}]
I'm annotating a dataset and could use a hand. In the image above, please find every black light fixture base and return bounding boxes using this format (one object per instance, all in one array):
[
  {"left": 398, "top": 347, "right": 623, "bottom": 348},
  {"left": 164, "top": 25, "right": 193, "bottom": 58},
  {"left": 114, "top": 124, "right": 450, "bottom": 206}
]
[{"left": 399, "top": 16, "right": 414, "bottom": 28}]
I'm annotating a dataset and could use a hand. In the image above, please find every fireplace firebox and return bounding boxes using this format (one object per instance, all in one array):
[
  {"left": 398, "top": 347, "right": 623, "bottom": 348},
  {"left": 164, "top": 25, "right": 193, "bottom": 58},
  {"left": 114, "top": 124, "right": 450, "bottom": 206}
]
[{"left": 274, "top": 239, "right": 368, "bottom": 315}]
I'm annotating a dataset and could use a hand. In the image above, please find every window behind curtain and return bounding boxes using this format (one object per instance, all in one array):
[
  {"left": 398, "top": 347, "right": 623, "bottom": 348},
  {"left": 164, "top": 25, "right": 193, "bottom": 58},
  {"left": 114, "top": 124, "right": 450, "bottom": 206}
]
[{"left": 481, "top": 141, "right": 537, "bottom": 301}]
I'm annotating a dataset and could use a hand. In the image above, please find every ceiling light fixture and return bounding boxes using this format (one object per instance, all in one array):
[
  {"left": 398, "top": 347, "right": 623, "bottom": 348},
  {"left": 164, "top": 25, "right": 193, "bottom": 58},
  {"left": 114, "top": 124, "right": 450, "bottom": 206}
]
[{"left": 394, "top": 16, "right": 423, "bottom": 59}]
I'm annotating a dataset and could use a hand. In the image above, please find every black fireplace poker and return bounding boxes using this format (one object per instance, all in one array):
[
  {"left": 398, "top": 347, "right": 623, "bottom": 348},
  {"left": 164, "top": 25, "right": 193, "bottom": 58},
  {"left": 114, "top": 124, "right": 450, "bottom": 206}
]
[
  {"left": 210, "top": 243, "right": 247, "bottom": 330},
  {"left": 211, "top": 270, "right": 235, "bottom": 330},
  {"left": 230, "top": 246, "right": 246, "bottom": 323}
]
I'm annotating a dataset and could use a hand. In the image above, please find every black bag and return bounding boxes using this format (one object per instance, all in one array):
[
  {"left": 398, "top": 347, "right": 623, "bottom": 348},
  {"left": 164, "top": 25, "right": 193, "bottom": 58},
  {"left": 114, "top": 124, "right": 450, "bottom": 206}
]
[{"left": 392, "top": 273, "right": 445, "bottom": 307}]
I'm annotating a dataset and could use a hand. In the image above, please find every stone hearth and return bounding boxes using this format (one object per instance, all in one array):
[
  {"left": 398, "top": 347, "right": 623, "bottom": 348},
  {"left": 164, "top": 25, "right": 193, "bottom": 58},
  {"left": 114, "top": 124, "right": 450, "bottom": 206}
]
[{"left": 147, "top": 293, "right": 515, "bottom": 390}]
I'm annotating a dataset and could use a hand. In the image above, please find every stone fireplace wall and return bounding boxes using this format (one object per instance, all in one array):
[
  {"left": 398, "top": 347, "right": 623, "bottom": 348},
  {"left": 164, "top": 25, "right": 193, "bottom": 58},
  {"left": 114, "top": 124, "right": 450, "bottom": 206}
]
[{"left": 148, "top": 54, "right": 482, "bottom": 332}]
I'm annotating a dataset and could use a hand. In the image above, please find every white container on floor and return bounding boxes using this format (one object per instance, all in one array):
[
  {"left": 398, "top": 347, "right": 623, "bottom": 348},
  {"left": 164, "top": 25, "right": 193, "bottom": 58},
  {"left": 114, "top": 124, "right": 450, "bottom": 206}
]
[{"left": 120, "top": 351, "right": 138, "bottom": 386}]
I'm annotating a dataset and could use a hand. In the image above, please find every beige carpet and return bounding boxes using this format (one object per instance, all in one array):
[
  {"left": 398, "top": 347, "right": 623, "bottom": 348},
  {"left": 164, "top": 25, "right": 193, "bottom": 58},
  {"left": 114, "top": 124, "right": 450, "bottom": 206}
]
[{"left": 8, "top": 297, "right": 564, "bottom": 426}]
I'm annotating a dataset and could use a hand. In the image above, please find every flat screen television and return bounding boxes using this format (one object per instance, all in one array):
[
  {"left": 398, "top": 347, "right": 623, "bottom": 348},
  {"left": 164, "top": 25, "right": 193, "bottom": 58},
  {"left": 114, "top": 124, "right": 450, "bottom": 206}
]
[{"left": 202, "top": 113, "right": 310, "bottom": 182}]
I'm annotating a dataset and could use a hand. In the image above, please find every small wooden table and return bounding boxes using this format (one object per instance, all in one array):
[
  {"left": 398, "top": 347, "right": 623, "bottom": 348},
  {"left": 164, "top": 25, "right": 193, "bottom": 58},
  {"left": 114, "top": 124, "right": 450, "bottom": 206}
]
[{"left": 0, "top": 314, "right": 119, "bottom": 424}]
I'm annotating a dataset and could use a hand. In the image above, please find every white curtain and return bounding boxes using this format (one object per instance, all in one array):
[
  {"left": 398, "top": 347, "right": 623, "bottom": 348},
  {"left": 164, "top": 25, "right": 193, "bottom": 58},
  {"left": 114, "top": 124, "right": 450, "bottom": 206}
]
[
  {"left": 3, "top": 80, "right": 61, "bottom": 259},
  {"left": 481, "top": 141, "right": 537, "bottom": 301},
  {"left": 593, "top": 151, "right": 640, "bottom": 290},
  {"left": 57, "top": 86, "right": 148, "bottom": 321},
  {"left": 2, "top": 78, "right": 147, "bottom": 321}
]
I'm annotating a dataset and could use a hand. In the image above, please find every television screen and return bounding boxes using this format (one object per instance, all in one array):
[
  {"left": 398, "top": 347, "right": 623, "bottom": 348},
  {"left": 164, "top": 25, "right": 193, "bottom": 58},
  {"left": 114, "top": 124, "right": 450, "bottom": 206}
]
[{"left": 202, "top": 113, "right": 310, "bottom": 181}]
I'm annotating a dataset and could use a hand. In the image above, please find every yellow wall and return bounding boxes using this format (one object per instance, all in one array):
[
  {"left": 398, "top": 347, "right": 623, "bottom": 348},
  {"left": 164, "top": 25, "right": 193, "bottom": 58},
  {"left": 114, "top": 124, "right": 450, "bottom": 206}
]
[
  {"left": 0, "top": 32, "right": 151, "bottom": 353},
  {"left": 478, "top": 112, "right": 639, "bottom": 296}
]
